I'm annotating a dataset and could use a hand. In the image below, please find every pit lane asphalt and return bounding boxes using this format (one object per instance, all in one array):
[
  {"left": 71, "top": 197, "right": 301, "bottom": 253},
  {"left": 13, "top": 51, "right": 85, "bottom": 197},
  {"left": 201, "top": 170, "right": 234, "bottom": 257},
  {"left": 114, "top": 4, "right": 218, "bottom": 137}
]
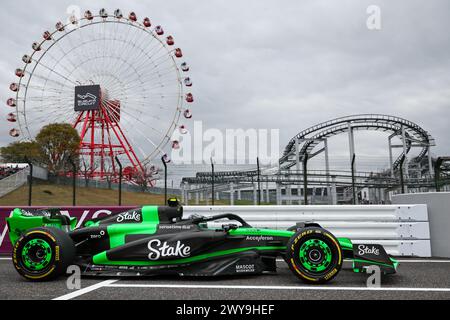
[{"left": 0, "top": 258, "right": 449, "bottom": 300}]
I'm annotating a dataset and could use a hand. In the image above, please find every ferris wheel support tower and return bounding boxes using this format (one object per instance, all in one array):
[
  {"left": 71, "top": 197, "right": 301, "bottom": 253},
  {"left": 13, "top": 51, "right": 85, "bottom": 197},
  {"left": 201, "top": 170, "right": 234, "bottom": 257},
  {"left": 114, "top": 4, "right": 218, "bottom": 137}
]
[{"left": 73, "top": 85, "right": 144, "bottom": 178}]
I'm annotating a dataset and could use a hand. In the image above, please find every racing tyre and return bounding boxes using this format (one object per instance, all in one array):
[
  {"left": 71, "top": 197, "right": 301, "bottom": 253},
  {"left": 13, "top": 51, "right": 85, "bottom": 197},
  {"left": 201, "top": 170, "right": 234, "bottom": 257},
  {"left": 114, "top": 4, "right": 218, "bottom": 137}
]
[
  {"left": 12, "top": 227, "right": 75, "bottom": 281},
  {"left": 286, "top": 227, "right": 342, "bottom": 284}
]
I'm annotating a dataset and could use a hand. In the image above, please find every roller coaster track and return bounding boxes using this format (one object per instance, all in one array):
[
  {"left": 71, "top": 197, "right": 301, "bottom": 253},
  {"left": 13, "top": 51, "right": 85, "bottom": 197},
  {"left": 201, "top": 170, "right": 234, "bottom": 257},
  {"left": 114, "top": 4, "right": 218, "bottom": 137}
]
[
  {"left": 279, "top": 114, "right": 435, "bottom": 170},
  {"left": 182, "top": 115, "right": 438, "bottom": 193},
  {"left": 182, "top": 169, "right": 442, "bottom": 190}
]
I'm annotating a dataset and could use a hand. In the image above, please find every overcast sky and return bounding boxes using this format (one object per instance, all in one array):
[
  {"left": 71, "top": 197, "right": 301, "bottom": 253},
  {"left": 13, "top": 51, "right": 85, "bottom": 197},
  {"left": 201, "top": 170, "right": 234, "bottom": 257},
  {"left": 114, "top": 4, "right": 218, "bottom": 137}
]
[{"left": 1, "top": 0, "right": 449, "bottom": 172}]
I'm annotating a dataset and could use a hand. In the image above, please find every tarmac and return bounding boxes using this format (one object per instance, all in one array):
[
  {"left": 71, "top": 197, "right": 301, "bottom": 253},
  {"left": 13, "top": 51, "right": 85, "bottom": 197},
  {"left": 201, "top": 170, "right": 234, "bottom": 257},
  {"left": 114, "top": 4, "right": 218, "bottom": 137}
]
[{"left": 0, "top": 257, "right": 449, "bottom": 300}]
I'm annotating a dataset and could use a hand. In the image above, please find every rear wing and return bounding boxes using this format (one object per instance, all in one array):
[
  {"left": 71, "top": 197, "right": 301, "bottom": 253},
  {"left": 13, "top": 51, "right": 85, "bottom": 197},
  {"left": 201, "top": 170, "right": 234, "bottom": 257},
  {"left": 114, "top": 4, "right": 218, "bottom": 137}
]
[{"left": 6, "top": 208, "right": 77, "bottom": 245}]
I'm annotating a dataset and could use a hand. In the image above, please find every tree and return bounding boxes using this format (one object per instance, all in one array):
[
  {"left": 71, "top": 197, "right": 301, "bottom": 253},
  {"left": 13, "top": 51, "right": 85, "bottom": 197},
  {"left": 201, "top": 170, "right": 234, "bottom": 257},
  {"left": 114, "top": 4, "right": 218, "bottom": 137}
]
[
  {"left": 80, "top": 158, "right": 99, "bottom": 187},
  {"left": 103, "top": 161, "right": 115, "bottom": 189},
  {"left": 0, "top": 141, "right": 42, "bottom": 163},
  {"left": 35, "top": 123, "right": 80, "bottom": 174},
  {"left": 133, "top": 165, "right": 158, "bottom": 192}
]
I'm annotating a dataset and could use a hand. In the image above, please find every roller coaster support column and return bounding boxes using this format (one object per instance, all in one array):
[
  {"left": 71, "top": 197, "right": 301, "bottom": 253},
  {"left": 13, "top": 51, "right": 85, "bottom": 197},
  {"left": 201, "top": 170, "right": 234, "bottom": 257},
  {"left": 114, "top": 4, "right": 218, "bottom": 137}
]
[
  {"left": 229, "top": 182, "right": 235, "bottom": 205},
  {"left": 428, "top": 149, "right": 433, "bottom": 178},
  {"left": 276, "top": 183, "right": 281, "bottom": 205},
  {"left": 286, "top": 185, "right": 292, "bottom": 205},
  {"left": 252, "top": 176, "right": 257, "bottom": 205},
  {"left": 351, "top": 153, "right": 356, "bottom": 204},
  {"left": 348, "top": 123, "right": 355, "bottom": 164},
  {"left": 348, "top": 123, "right": 355, "bottom": 157},
  {"left": 303, "top": 153, "right": 308, "bottom": 205},
  {"left": 324, "top": 138, "right": 331, "bottom": 200},
  {"left": 388, "top": 136, "right": 394, "bottom": 177},
  {"left": 399, "top": 155, "right": 406, "bottom": 194},
  {"left": 210, "top": 157, "right": 215, "bottom": 205},
  {"left": 401, "top": 126, "right": 409, "bottom": 178},
  {"left": 295, "top": 138, "right": 302, "bottom": 204},
  {"left": 348, "top": 123, "right": 356, "bottom": 204},
  {"left": 331, "top": 175, "right": 337, "bottom": 205},
  {"left": 257, "top": 157, "right": 261, "bottom": 205}
]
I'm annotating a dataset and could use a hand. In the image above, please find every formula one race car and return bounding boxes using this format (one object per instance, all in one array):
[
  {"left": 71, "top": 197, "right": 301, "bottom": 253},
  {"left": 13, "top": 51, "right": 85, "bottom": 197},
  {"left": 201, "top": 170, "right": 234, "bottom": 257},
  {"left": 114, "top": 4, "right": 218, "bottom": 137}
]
[{"left": 6, "top": 199, "right": 398, "bottom": 283}]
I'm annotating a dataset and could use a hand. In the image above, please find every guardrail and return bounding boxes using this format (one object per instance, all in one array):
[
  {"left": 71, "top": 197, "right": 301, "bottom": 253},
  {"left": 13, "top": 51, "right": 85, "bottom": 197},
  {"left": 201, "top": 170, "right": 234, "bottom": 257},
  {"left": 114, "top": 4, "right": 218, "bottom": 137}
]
[
  {"left": 184, "top": 205, "right": 431, "bottom": 257},
  {"left": 0, "top": 167, "right": 29, "bottom": 198}
]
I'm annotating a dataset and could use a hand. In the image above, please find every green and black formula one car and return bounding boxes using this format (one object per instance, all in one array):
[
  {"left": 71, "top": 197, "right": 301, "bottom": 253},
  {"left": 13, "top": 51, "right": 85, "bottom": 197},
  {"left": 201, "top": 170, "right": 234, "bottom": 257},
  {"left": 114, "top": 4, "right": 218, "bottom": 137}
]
[{"left": 6, "top": 199, "right": 398, "bottom": 283}]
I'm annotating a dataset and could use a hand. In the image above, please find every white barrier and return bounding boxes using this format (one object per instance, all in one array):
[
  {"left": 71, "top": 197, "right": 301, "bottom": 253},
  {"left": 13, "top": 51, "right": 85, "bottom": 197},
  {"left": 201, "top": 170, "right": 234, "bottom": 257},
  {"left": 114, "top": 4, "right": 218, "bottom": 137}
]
[
  {"left": 184, "top": 205, "right": 431, "bottom": 257},
  {"left": 0, "top": 168, "right": 29, "bottom": 198},
  {"left": 393, "top": 192, "right": 450, "bottom": 258}
]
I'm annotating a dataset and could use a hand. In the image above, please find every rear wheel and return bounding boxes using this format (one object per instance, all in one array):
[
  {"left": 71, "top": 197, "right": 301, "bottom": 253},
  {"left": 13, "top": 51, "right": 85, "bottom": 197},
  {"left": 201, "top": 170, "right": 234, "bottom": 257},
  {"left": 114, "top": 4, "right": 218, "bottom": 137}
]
[
  {"left": 12, "top": 227, "right": 75, "bottom": 281},
  {"left": 286, "top": 227, "right": 342, "bottom": 284}
]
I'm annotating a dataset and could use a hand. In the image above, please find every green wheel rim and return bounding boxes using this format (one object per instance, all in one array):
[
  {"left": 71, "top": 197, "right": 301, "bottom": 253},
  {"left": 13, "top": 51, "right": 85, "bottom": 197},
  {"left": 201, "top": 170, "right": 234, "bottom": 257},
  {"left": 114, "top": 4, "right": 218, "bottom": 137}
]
[
  {"left": 299, "top": 239, "right": 332, "bottom": 273},
  {"left": 21, "top": 238, "right": 53, "bottom": 271}
]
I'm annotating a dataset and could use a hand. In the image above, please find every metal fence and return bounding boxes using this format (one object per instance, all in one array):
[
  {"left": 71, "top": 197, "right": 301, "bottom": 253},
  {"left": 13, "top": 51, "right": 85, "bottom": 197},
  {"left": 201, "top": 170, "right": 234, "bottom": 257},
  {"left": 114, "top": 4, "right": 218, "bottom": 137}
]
[{"left": 47, "top": 175, "right": 181, "bottom": 196}]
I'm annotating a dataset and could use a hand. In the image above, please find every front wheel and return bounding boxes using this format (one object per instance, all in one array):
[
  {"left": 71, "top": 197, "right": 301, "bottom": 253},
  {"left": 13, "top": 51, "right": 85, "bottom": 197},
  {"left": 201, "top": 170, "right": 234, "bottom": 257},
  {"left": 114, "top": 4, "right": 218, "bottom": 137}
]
[
  {"left": 12, "top": 227, "right": 75, "bottom": 281},
  {"left": 286, "top": 227, "right": 342, "bottom": 284}
]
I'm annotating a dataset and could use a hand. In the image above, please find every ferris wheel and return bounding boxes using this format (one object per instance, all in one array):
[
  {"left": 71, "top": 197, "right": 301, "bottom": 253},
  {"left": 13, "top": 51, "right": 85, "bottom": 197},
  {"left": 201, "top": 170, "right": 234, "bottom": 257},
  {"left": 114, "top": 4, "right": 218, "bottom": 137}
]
[{"left": 6, "top": 8, "right": 193, "bottom": 179}]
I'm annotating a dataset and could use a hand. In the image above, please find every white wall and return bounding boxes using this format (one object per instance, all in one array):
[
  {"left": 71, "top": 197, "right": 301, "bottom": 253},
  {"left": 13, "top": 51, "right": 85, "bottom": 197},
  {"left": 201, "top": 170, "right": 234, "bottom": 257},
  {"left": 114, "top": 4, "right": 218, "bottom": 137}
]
[{"left": 393, "top": 192, "right": 450, "bottom": 258}]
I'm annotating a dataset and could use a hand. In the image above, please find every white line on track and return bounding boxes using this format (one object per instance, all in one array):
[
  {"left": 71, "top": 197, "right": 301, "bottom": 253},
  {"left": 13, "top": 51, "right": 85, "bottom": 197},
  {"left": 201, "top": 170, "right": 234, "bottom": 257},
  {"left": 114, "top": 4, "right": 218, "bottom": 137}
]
[
  {"left": 3, "top": 257, "right": 450, "bottom": 263},
  {"left": 2, "top": 257, "right": 450, "bottom": 262},
  {"left": 273, "top": 258, "right": 450, "bottom": 263},
  {"left": 53, "top": 279, "right": 117, "bottom": 300},
  {"left": 395, "top": 259, "right": 450, "bottom": 263},
  {"left": 106, "top": 283, "right": 450, "bottom": 292}
]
